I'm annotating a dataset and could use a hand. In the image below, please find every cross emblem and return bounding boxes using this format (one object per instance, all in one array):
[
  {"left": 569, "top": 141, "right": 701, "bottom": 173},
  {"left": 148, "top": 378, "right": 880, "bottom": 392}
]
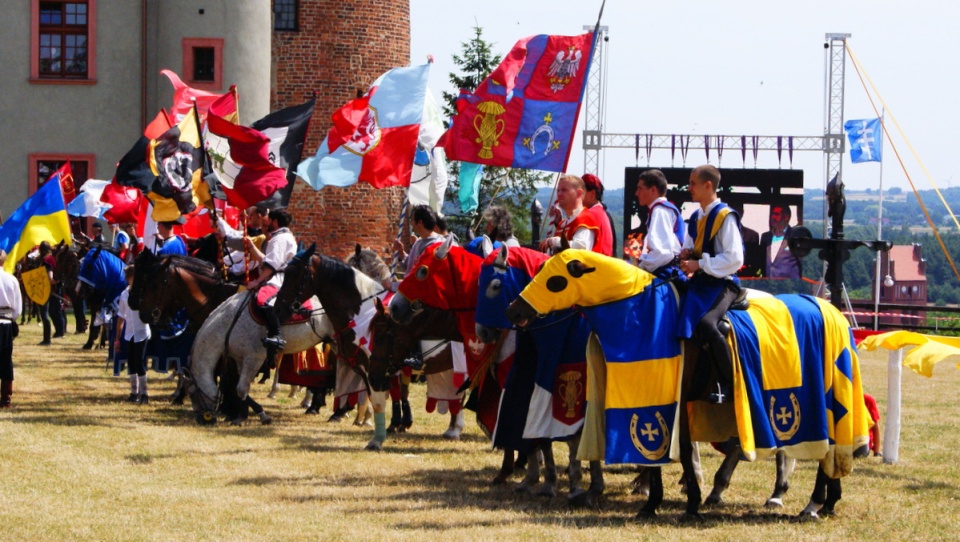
[
  {"left": 776, "top": 407, "right": 792, "bottom": 425},
  {"left": 641, "top": 423, "right": 659, "bottom": 442}
]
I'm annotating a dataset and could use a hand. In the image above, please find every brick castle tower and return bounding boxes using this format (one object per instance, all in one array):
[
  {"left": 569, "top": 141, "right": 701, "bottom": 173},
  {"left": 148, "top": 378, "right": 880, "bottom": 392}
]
[{"left": 272, "top": 0, "right": 410, "bottom": 259}]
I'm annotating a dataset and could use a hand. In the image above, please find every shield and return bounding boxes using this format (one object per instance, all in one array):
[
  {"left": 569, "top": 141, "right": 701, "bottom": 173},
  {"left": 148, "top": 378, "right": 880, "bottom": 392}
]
[{"left": 22, "top": 266, "right": 51, "bottom": 305}]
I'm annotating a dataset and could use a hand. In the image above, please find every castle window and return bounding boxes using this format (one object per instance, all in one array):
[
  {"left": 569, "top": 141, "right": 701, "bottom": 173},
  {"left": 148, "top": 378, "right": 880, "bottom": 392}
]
[
  {"left": 31, "top": 0, "right": 97, "bottom": 83},
  {"left": 182, "top": 38, "right": 223, "bottom": 90},
  {"left": 274, "top": 0, "right": 298, "bottom": 31}
]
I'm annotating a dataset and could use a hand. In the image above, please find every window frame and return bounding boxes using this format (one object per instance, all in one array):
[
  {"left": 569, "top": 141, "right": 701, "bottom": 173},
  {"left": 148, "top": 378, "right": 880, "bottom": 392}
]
[
  {"left": 28, "top": 153, "right": 95, "bottom": 195},
  {"left": 30, "top": 0, "right": 97, "bottom": 84},
  {"left": 273, "top": 0, "right": 299, "bottom": 32},
  {"left": 182, "top": 38, "right": 223, "bottom": 91}
]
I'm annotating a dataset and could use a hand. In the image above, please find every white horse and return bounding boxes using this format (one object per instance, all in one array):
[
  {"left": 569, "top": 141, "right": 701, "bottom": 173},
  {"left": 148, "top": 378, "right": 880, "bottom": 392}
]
[{"left": 184, "top": 291, "right": 334, "bottom": 424}]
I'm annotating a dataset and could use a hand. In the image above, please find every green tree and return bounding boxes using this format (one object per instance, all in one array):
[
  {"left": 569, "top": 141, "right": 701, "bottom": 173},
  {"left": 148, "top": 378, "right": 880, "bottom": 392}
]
[{"left": 441, "top": 26, "right": 552, "bottom": 244}]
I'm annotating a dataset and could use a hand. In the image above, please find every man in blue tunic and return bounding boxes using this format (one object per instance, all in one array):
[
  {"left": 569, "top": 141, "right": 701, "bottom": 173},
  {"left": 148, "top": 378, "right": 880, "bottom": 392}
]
[
  {"left": 154, "top": 219, "right": 188, "bottom": 256},
  {"left": 678, "top": 165, "right": 743, "bottom": 404}
]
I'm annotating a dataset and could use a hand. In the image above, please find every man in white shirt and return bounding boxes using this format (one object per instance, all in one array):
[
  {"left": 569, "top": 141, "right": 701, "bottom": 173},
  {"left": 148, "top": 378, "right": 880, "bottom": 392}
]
[
  {"left": 677, "top": 165, "right": 744, "bottom": 404},
  {"left": 634, "top": 169, "right": 683, "bottom": 275},
  {"left": 0, "top": 250, "right": 23, "bottom": 407},
  {"left": 538, "top": 175, "right": 599, "bottom": 254},
  {"left": 395, "top": 205, "right": 442, "bottom": 276},
  {"left": 246, "top": 208, "right": 298, "bottom": 350}
]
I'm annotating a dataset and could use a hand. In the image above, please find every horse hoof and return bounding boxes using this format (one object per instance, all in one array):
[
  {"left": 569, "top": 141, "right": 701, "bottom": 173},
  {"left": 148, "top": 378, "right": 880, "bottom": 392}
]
[
  {"left": 634, "top": 509, "right": 657, "bottom": 521},
  {"left": 514, "top": 483, "right": 535, "bottom": 495},
  {"left": 229, "top": 418, "right": 243, "bottom": 427},
  {"left": 568, "top": 489, "right": 590, "bottom": 508},
  {"left": 364, "top": 440, "right": 383, "bottom": 452},
  {"left": 267, "top": 391, "right": 277, "bottom": 400},
  {"left": 327, "top": 414, "right": 344, "bottom": 423},
  {"left": 441, "top": 429, "right": 461, "bottom": 440},
  {"left": 765, "top": 497, "right": 784, "bottom": 508},
  {"left": 704, "top": 494, "right": 723, "bottom": 507},
  {"left": 81, "top": 344, "right": 93, "bottom": 351},
  {"left": 679, "top": 512, "right": 704, "bottom": 523},
  {"left": 491, "top": 474, "right": 510, "bottom": 486},
  {"left": 259, "top": 415, "right": 273, "bottom": 425},
  {"left": 537, "top": 487, "right": 556, "bottom": 498},
  {"left": 793, "top": 511, "right": 819, "bottom": 522}
]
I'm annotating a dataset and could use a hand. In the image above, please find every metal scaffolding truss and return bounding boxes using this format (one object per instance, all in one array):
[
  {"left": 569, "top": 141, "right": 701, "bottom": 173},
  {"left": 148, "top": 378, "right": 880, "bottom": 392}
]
[{"left": 580, "top": 31, "right": 852, "bottom": 178}]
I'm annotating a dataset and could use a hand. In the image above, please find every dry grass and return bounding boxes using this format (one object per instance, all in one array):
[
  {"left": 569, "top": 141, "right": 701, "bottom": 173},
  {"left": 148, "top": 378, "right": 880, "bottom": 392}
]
[{"left": 0, "top": 316, "right": 958, "bottom": 541}]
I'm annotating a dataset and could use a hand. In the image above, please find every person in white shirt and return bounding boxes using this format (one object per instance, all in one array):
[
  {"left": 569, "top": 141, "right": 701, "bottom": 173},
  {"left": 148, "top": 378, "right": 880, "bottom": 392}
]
[
  {"left": 245, "top": 208, "right": 298, "bottom": 351},
  {"left": 538, "top": 175, "right": 599, "bottom": 254},
  {"left": 0, "top": 250, "right": 22, "bottom": 408},
  {"left": 677, "top": 165, "right": 744, "bottom": 404},
  {"left": 115, "top": 265, "right": 152, "bottom": 404},
  {"left": 634, "top": 169, "right": 684, "bottom": 275}
]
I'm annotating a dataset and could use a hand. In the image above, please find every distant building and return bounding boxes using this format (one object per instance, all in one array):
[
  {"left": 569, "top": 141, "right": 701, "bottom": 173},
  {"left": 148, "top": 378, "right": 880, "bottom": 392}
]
[{"left": 875, "top": 243, "right": 927, "bottom": 327}]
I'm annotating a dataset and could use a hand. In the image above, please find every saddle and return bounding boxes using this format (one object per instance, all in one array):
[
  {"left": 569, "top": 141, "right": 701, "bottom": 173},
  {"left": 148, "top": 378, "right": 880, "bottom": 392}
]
[{"left": 247, "top": 297, "right": 315, "bottom": 326}]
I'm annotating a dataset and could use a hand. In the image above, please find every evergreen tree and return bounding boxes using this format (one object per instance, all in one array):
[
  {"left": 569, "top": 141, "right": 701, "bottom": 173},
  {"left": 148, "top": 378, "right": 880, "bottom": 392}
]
[{"left": 441, "top": 26, "right": 553, "bottom": 245}]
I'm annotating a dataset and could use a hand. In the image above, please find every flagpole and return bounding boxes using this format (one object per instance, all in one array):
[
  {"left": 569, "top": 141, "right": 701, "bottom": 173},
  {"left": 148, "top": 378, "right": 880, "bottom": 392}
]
[
  {"left": 873, "top": 109, "right": 886, "bottom": 330},
  {"left": 390, "top": 192, "right": 409, "bottom": 282}
]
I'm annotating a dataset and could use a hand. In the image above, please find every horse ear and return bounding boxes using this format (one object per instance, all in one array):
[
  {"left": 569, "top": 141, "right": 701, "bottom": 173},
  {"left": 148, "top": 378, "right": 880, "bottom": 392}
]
[
  {"left": 480, "top": 235, "right": 494, "bottom": 257},
  {"left": 435, "top": 236, "right": 455, "bottom": 260},
  {"left": 375, "top": 296, "right": 386, "bottom": 315},
  {"left": 305, "top": 243, "right": 317, "bottom": 259},
  {"left": 494, "top": 243, "right": 508, "bottom": 267},
  {"left": 355, "top": 244, "right": 362, "bottom": 258},
  {"left": 559, "top": 235, "right": 570, "bottom": 253}
]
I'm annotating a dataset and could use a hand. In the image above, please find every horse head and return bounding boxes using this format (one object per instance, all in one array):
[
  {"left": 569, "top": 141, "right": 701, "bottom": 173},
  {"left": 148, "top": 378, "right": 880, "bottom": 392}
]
[
  {"left": 506, "top": 249, "right": 652, "bottom": 327},
  {"left": 129, "top": 249, "right": 162, "bottom": 312},
  {"left": 389, "top": 236, "right": 482, "bottom": 325},
  {"left": 274, "top": 243, "right": 317, "bottom": 323},
  {"left": 347, "top": 244, "right": 392, "bottom": 288},
  {"left": 475, "top": 244, "right": 550, "bottom": 343},
  {"left": 180, "top": 367, "right": 218, "bottom": 425},
  {"left": 366, "top": 297, "right": 414, "bottom": 391}
]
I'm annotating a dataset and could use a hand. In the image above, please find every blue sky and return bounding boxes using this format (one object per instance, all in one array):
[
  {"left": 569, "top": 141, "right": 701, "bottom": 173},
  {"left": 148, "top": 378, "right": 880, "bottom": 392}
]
[{"left": 411, "top": 0, "right": 959, "bottom": 193}]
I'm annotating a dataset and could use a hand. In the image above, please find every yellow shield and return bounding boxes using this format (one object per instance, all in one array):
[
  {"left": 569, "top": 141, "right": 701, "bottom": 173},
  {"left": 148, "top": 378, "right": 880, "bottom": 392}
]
[{"left": 22, "top": 266, "right": 51, "bottom": 305}]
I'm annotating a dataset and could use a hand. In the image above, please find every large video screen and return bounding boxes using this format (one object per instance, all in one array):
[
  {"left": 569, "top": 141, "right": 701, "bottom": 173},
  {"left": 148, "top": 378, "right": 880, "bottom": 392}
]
[{"left": 623, "top": 167, "right": 804, "bottom": 281}]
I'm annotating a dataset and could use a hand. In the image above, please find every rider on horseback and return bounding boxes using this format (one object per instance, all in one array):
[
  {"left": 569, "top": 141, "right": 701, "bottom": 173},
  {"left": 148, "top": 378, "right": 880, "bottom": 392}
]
[
  {"left": 677, "top": 165, "right": 744, "bottom": 404},
  {"left": 244, "top": 208, "right": 297, "bottom": 353}
]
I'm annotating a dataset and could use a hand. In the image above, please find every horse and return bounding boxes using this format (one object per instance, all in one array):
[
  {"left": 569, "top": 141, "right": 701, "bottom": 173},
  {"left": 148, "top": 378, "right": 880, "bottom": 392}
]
[
  {"left": 474, "top": 244, "right": 603, "bottom": 505},
  {"left": 367, "top": 301, "right": 470, "bottom": 441},
  {"left": 387, "top": 237, "right": 590, "bottom": 499},
  {"left": 76, "top": 246, "right": 127, "bottom": 349},
  {"left": 505, "top": 249, "right": 870, "bottom": 520},
  {"left": 271, "top": 245, "right": 386, "bottom": 447},
  {"left": 53, "top": 241, "right": 88, "bottom": 334}
]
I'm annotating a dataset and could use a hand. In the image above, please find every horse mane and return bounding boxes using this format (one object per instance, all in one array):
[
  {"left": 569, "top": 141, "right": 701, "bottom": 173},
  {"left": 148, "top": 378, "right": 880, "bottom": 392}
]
[
  {"left": 166, "top": 254, "right": 221, "bottom": 281},
  {"left": 347, "top": 248, "right": 391, "bottom": 285}
]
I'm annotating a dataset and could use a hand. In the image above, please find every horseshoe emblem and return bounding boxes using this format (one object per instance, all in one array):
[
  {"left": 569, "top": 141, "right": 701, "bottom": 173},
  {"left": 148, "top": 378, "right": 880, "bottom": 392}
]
[
  {"left": 769, "top": 393, "right": 802, "bottom": 441},
  {"left": 629, "top": 411, "right": 670, "bottom": 461}
]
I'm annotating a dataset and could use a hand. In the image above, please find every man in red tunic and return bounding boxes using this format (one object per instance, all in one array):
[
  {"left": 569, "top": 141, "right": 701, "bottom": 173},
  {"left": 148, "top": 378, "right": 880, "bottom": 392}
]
[{"left": 538, "top": 175, "right": 604, "bottom": 255}]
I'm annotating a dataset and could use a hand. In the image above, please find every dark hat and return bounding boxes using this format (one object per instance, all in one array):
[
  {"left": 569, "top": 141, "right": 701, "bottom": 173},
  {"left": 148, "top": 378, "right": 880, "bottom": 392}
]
[
  {"left": 582, "top": 173, "right": 603, "bottom": 191},
  {"left": 160, "top": 216, "right": 187, "bottom": 227}
]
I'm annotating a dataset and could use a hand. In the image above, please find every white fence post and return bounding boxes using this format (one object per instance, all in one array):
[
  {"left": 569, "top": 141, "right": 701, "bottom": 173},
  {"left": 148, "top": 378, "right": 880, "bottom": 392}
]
[{"left": 883, "top": 348, "right": 903, "bottom": 464}]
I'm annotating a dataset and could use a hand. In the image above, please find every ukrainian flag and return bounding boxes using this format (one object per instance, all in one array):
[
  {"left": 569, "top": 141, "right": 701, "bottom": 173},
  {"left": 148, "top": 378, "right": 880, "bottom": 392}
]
[{"left": 0, "top": 178, "right": 71, "bottom": 272}]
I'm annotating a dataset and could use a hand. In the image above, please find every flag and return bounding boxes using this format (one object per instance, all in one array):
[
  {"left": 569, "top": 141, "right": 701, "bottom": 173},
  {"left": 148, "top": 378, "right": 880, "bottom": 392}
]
[
  {"left": 442, "top": 32, "right": 596, "bottom": 172},
  {"left": 115, "top": 110, "right": 174, "bottom": 193},
  {"left": 160, "top": 69, "right": 222, "bottom": 122},
  {"left": 297, "top": 64, "right": 430, "bottom": 190},
  {"left": 0, "top": 178, "right": 71, "bottom": 272},
  {"left": 250, "top": 96, "right": 316, "bottom": 208},
  {"left": 844, "top": 117, "right": 882, "bottom": 163},
  {"left": 148, "top": 105, "right": 213, "bottom": 222},
  {"left": 100, "top": 178, "right": 145, "bottom": 224},
  {"left": 408, "top": 90, "right": 449, "bottom": 215},
  {"left": 458, "top": 162, "right": 484, "bottom": 214},
  {"left": 204, "top": 87, "right": 242, "bottom": 191},
  {"left": 207, "top": 113, "right": 287, "bottom": 209},
  {"left": 46, "top": 162, "right": 78, "bottom": 205},
  {"left": 67, "top": 179, "right": 111, "bottom": 219}
]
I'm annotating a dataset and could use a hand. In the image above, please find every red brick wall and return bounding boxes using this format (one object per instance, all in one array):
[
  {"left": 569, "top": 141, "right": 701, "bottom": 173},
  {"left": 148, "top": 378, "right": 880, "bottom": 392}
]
[{"left": 272, "top": 0, "right": 409, "bottom": 260}]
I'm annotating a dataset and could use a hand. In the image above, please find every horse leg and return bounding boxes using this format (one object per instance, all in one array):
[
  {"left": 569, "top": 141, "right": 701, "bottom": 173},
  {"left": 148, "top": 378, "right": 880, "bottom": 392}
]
[
  {"left": 678, "top": 408, "right": 703, "bottom": 520},
  {"left": 386, "top": 376, "right": 402, "bottom": 433},
  {"left": 365, "top": 390, "right": 388, "bottom": 451},
  {"left": 400, "top": 380, "right": 414, "bottom": 430},
  {"left": 301, "top": 388, "right": 314, "bottom": 409},
  {"left": 822, "top": 477, "right": 842, "bottom": 516},
  {"left": 705, "top": 439, "right": 741, "bottom": 506},
  {"left": 537, "top": 442, "right": 558, "bottom": 498},
  {"left": 82, "top": 323, "right": 100, "bottom": 350},
  {"left": 235, "top": 353, "right": 265, "bottom": 401},
  {"left": 267, "top": 361, "right": 281, "bottom": 399},
  {"left": 247, "top": 397, "right": 272, "bottom": 425},
  {"left": 798, "top": 463, "right": 829, "bottom": 519},
  {"left": 516, "top": 446, "right": 543, "bottom": 494},
  {"left": 492, "top": 449, "right": 516, "bottom": 485},
  {"left": 442, "top": 410, "right": 465, "bottom": 440},
  {"left": 636, "top": 467, "right": 663, "bottom": 519},
  {"left": 766, "top": 450, "right": 795, "bottom": 508},
  {"left": 567, "top": 432, "right": 589, "bottom": 507}
]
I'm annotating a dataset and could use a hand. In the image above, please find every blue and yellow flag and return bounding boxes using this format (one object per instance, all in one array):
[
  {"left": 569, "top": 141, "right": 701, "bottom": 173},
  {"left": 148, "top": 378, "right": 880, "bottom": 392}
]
[{"left": 0, "top": 179, "right": 71, "bottom": 272}]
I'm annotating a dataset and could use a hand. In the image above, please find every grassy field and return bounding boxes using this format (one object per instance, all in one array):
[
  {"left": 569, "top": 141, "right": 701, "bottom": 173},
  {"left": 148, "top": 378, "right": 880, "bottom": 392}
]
[{"left": 0, "top": 316, "right": 958, "bottom": 541}]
